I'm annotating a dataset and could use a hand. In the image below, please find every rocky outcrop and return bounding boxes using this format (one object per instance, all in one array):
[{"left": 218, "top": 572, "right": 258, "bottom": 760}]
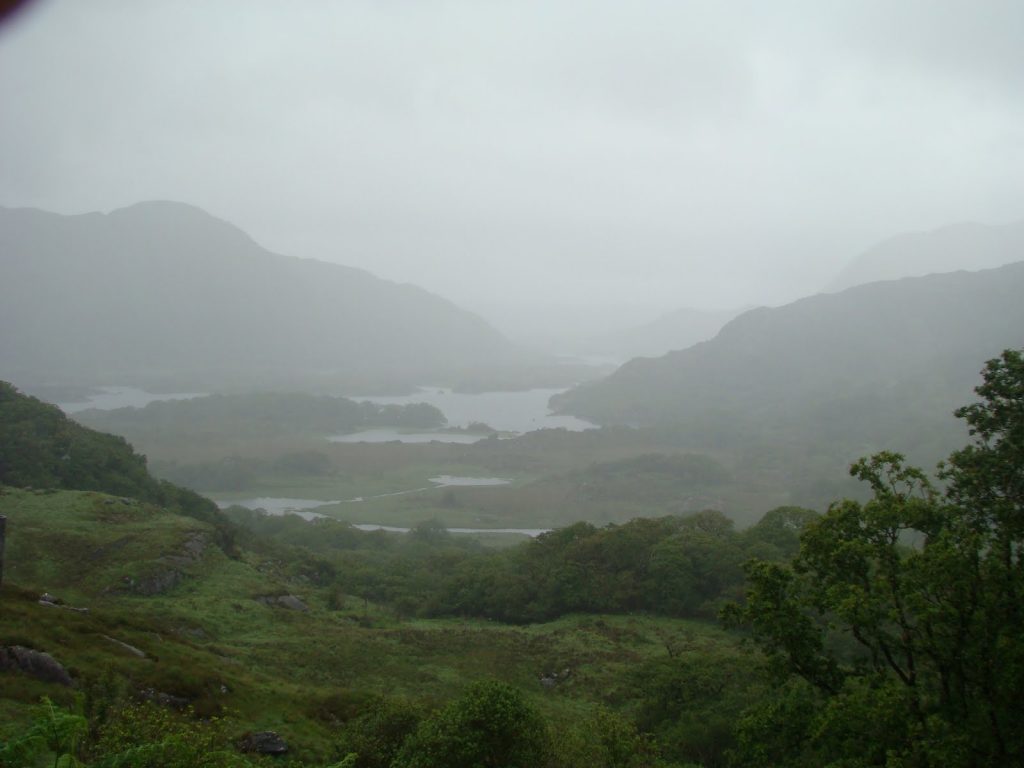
[
  {"left": 102, "top": 634, "right": 147, "bottom": 658},
  {"left": 238, "top": 731, "right": 288, "bottom": 755},
  {"left": 120, "top": 569, "right": 183, "bottom": 596},
  {"left": 107, "top": 532, "right": 210, "bottom": 596},
  {"left": 138, "top": 687, "right": 189, "bottom": 709},
  {"left": 539, "top": 668, "right": 572, "bottom": 689},
  {"left": 0, "top": 645, "right": 73, "bottom": 686},
  {"left": 39, "top": 592, "right": 89, "bottom": 612},
  {"left": 163, "top": 532, "right": 208, "bottom": 567},
  {"left": 256, "top": 594, "right": 309, "bottom": 612}
]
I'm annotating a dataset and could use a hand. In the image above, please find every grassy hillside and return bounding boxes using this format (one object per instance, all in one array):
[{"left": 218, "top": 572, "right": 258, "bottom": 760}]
[
  {"left": 0, "top": 378, "right": 768, "bottom": 766},
  {"left": 0, "top": 382, "right": 221, "bottom": 528},
  {"left": 0, "top": 486, "right": 761, "bottom": 765}
]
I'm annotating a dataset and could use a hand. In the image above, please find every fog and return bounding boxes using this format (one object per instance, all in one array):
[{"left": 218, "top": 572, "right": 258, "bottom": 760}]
[{"left": 1, "top": 0, "right": 1022, "bottom": 343}]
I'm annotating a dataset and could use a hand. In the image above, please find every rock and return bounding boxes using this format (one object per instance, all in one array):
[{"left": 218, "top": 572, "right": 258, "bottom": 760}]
[
  {"left": 539, "top": 668, "right": 572, "bottom": 689},
  {"left": 0, "top": 646, "right": 73, "bottom": 686},
  {"left": 256, "top": 594, "right": 308, "bottom": 612},
  {"left": 124, "top": 569, "right": 182, "bottom": 596},
  {"left": 138, "top": 687, "right": 189, "bottom": 709},
  {"left": 238, "top": 731, "right": 288, "bottom": 755},
  {"left": 275, "top": 594, "right": 309, "bottom": 612},
  {"left": 164, "top": 532, "right": 208, "bottom": 566},
  {"left": 38, "top": 593, "right": 90, "bottom": 613},
  {"left": 102, "top": 634, "right": 147, "bottom": 658}
]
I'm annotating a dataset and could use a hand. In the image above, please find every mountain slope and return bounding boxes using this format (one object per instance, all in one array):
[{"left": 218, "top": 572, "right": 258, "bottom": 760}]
[
  {"left": 554, "top": 263, "right": 1024, "bottom": 463},
  {"left": 578, "top": 306, "right": 744, "bottom": 360},
  {"left": 0, "top": 202, "right": 521, "bottom": 390},
  {"left": 827, "top": 219, "right": 1024, "bottom": 292}
]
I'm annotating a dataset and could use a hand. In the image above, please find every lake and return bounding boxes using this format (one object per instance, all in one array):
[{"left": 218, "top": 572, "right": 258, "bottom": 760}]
[
  {"left": 329, "top": 429, "right": 482, "bottom": 444},
  {"left": 217, "top": 485, "right": 550, "bottom": 537},
  {"left": 352, "top": 524, "right": 550, "bottom": 538},
  {"left": 331, "top": 387, "right": 595, "bottom": 443},
  {"left": 217, "top": 476, "right": 511, "bottom": 514},
  {"left": 56, "top": 383, "right": 594, "bottom": 445},
  {"left": 59, "top": 385, "right": 205, "bottom": 413}
]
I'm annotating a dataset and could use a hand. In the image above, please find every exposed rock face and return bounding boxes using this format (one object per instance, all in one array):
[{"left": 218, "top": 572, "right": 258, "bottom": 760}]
[
  {"left": 112, "top": 532, "right": 209, "bottom": 596},
  {"left": 138, "top": 687, "right": 189, "bottom": 709},
  {"left": 121, "top": 569, "right": 183, "bottom": 596},
  {"left": 39, "top": 592, "right": 90, "bottom": 612},
  {"left": 256, "top": 594, "right": 309, "bottom": 612},
  {"left": 238, "top": 731, "right": 288, "bottom": 755},
  {"left": 102, "top": 634, "right": 147, "bottom": 658},
  {"left": 163, "top": 532, "right": 208, "bottom": 566},
  {"left": 539, "top": 668, "right": 572, "bottom": 689},
  {"left": 0, "top": 645, "right": 73, "bottom": 686}
]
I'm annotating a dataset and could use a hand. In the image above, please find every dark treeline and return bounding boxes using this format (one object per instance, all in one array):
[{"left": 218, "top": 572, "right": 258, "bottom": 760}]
[
  {"left": 76, "top": 392, "right": 446, "bottom": 439},
  {"left": 224, "top": 504, "right": 819, "bottom": 623},
  {"left": 0, "top": 382, "right": 227, "bottom": 539}
]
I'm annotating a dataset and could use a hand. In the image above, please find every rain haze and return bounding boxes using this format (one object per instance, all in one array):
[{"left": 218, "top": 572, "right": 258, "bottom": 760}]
[
  {"left": 4, "top": 5, "right": 1024, "bottom": 757},
  {"left": 1, "top": 0, "right": 1023, "bottom": 346}
]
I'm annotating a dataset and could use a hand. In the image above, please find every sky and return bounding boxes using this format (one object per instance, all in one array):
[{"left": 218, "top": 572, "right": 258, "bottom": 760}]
[{"left": 1, "top": 1, "right": 1022, "bottom": 341}]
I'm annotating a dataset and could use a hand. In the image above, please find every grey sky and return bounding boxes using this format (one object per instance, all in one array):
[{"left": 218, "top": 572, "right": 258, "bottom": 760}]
[{"left": 1, "top": 1, "right": 1022, "bottom": 338}]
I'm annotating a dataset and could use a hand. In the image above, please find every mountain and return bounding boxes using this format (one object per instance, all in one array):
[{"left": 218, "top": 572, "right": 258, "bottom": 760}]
[
  {"left": 0, "top": 202, "right": 523, "bottom": 391},
  {"left": 577, "top": 306, "right": 744, "bottom": 361},
  {"left": 827, "top": 219, "right": 1024, "bottom": 292},
  {"left": 553, "top": 263, "right": 1024, "bottom": 466}
]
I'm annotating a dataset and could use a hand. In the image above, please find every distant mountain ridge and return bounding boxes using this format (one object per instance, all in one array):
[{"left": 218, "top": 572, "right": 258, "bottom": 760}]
[
  {"left": 827, "top": 219, "right": 1024, "bottom": 292},
  {"left": 554, "top": 262, "right": 1024, "bottom": 465},
  {"left": 577, "top": 306, "right": 744, "bottom": 361},
  {"left": 0, "top": 201, "right": 522, "bottom": 391}
]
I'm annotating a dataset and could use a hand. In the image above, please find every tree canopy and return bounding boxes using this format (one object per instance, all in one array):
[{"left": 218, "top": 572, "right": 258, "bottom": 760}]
[{"left": 725, "top": 349, "right": 1024, "bottom": 767}]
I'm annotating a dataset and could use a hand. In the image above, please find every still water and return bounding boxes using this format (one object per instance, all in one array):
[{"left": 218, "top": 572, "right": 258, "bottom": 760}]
[
  {"left": 59, "top": 386, "right": 205, "bottom": 413},
  {"left": 57, "top": 385, "right": 592, "bottom": 444},
  {"left": 331, "top": 387, "right": 595, "bottom": 443},
  {"left": 218, "top": 481, "right": 547, "bottom": 536}
]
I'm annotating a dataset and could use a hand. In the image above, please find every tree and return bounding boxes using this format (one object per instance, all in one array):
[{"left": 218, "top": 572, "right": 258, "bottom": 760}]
[
  {"left": 391, "top": 681, "right": 549, "bottom": 768},
  {"left": 725, "top": 350, "right": 1024, "bottom": 767}
]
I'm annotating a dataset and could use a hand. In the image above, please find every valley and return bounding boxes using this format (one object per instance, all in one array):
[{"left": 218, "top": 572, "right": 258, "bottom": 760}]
[{"left": 3, "top": 12, "right": 1023, "bottom": 759}]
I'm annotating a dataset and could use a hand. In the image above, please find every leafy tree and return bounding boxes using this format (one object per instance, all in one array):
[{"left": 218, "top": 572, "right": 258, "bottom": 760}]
[
  {"left": 549, "top": 708, "right": 665, "bottom": 768},
  {"left": 740, "top": 506, "right": 819, "bottom": 560},
  {"left": 334, "top": 697, "right": 422, "bottom": 768},
  {"left": 391, "top": 681, "right": 549, "bottom": 768},
  {"left": 725, "top": 349, "right": 1024, "bottom": 767}
]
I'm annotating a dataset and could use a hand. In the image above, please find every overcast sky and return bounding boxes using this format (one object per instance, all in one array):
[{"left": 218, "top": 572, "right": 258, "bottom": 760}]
[{"left": 1, "top": 1, "right": 1022, "bottom": 338}]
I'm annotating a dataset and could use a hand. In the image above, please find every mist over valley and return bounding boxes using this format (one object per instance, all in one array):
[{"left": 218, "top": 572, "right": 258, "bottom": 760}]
[{"left": 1, "top": 2, "right": 1023, "bottom": 766}]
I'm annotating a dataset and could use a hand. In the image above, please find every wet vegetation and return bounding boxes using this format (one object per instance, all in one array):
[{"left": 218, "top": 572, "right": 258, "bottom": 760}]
[{"left": 2, "top": 349, "right": 1023, "bottom": 766}]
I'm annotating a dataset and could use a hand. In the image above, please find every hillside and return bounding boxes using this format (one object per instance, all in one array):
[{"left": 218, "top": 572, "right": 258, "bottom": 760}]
[
  {"left": 554, "top": 263, "right": 1024, "bottom": 466},
  {"left": 578, "top": 306, "right": 743, "bottom": 360},
  {"left": 827, "top": 219, "right": 1024, "bottom": 292},
  {"left": 0, "top": 378, "right": 767, "bottom": 766},
  {"left": 0, "top": 202, "right": 523, "bottom": 392},
  {"left": 0, "top": 381, "right": 220, "bottom": 526}
]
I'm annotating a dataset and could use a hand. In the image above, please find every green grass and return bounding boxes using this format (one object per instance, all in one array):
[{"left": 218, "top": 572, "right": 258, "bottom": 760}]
[{"left": 1, "top": 485, "right": 753, "bottom": 762}]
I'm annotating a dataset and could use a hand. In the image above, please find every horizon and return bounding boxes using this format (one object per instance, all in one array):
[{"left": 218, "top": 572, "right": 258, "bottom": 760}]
[{"left": 2, "top": 1, "right": 1023, "bottom": 342}]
